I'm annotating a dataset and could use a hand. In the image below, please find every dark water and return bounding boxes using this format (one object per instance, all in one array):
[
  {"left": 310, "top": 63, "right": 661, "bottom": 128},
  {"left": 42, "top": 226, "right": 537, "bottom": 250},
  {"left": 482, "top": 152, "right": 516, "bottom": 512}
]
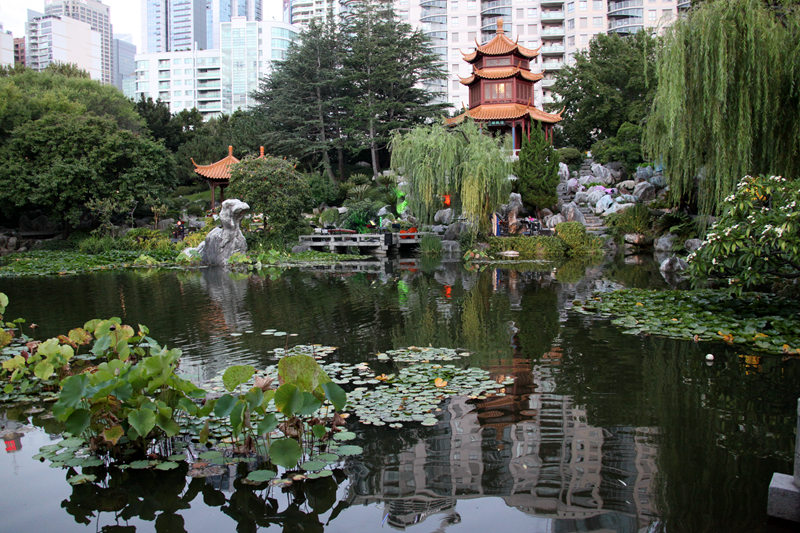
[{"left": 1, "top": 258, "right": 798, "bottom": 532}]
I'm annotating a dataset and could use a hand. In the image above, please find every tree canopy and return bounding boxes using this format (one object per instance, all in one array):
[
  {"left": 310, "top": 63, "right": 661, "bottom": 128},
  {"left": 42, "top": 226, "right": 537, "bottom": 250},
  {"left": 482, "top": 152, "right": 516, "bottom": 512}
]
[
  {"left": 0, "top": 69, "right": 174, "bottom": 228},
  {"left": 513, "top": 126, "right": 560, "bottom": 214},
  {"left": 390, "top": 120, "right": 511, "bottom": 232},
  {"left": 643, "top": 0, "right": 800, "bottom": 215},
  {"left": 552, "top": 31, "right": 657, "bottom": 151}
]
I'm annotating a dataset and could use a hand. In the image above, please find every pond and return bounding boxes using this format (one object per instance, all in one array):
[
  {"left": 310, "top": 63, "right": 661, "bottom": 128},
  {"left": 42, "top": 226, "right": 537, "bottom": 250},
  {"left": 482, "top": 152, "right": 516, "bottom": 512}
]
[{"left": 1, "top": 258, "right": 798, "bottom": 532}]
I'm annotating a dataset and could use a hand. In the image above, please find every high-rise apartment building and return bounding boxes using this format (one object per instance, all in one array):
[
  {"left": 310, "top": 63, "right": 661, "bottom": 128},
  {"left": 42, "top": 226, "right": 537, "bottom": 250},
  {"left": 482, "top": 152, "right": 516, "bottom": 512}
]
[
  {"left": 26, "top": 9, "right": 102, "bottom": 79},
  {"left": 142, "top": 0, "right": 208, "bottom": 53},
  {"left": 288, "top": 0, "right": 340, "bottom": 27},
  {"left": 207, "top": 0, "right": 264, "bottom": 49},
  {"left": 44, "top": 0, "right": 112, "bottom": 84},
  {"left": 135, "top": 19, "right": 299, "bottom": 118},
  {"left": 113, "top": 37, "right": 137, "bottom": 97},
  {"left": 0, "top": 26, "right": 14, "bottom": 67}
]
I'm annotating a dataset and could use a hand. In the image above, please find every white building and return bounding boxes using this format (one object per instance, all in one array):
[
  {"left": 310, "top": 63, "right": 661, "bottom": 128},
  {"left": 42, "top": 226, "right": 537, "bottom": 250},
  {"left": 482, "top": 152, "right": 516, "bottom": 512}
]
[
  {"left": 206, "top": 0, "right": 263, "bottom": 49},
  {"left": 0, "top": 26, "right": 14, "bottom": 67},
  {"left": 134, "top": 19, "right": 299, "bottom": 119},
  {"left": 26, "top": 10, "right": 102, "bottom": 79},
  {"left": 44, "top": 0, "right": 113, "bottom": 85},
  {"left": 142, "top": 0, "right": 208, "bottom": 53}
]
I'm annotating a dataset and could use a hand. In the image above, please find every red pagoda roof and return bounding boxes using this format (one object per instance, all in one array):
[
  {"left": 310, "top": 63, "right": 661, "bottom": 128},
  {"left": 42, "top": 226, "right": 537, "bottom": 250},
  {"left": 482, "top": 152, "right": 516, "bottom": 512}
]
[
  {"left": 459, "top": 66, "right": 544, "bottom": 85},
  {"left": 461, "top": 18, "right": 541, "bottom": 62},
  {"left": 192, "top": 145, "right": 239, "bottom": 181},
  {"left": 445, "top": 104, "right": 564, "bottom": 125}
]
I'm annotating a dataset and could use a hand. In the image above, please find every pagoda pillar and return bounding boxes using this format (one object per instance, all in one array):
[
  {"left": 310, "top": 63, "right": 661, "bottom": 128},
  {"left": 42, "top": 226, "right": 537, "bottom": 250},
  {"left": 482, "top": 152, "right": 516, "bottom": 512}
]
[
  {"left": 511, "top": 123, "right": 516, "bottom": 152},
  {"left": 209, "top": 182, "right": 216, "bottom": 211}
]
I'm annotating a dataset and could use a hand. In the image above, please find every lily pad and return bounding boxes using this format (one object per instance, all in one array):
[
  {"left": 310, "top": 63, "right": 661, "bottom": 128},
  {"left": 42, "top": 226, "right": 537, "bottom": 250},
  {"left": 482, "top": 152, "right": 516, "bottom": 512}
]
[
  {"left": 246, "top": 469, "right": 277, "bottom": 483},
  {"left": 67, "top": 474, "right": 96, "bottom": 485}
]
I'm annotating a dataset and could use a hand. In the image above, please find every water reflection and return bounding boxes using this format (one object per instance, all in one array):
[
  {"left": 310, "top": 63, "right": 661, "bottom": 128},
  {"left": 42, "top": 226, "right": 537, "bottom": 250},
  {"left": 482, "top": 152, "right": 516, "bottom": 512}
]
[{"left": 1, "top": 257, "right": 797, "bottom": 532}]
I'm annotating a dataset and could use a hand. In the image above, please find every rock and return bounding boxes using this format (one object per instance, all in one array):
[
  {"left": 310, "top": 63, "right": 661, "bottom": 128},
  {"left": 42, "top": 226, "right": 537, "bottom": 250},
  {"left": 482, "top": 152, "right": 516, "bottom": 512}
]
[
  {"left": 648, "top": 173, "right": 667, "bottom": 188},
  {"left": 558, "top": 162, "right": 570, "bottom": 182},
  {"left": 187, "top": 217, "right": 206, "bottom": 229},
  {"left": 546, "top": 213, "right": 565, "bottom": 228},
  {"left": 157, "top": 218, "right": 175, "bottom": 231},
  {"left": 540, "top": 208, "right": 554, "bottom": 218},
  {"left": 574, "top": 191, "right": 589, "bottom": 205},
  {"left": 578, "top": 175, "right": 595, "bottom": 186},
  {"left": 685, "top": 238, "right": 703, "bottom": 252},
  {"left": 594, "top": 194, "right": 615, "bottom": 215},
  {"left": 633, "top": 181, "right": 656, "bottom": 202},
  {"left": 195, "top": 199, "right": 250, "bottom": 266},
  {"left": 618, "top": 180, "right": 636, "bottom": 192},
  {"left": 624, "top": 233, "right": 652, "bottom": 247},
  {"left": 7, "top": 236, "right": 17, "bottom": 250},
  {"left": 602, "top": 202, "right": 635, "bottom": 216},
  {"left": 444, "top": 221, "right": 469, "bottom": 241},
  {"left": 616, "top": 194, "right": 637, "bottom": 203},
  {"left": 431, "top": 225, "right": 447, "bottom": 234},
  {"left": 567, "top": 178, "right": 580, "bottom": 193},
  {"left": 291, "top": 243, "right": 311, "bottom": 254},
  {"left": 591, "top": 163, "right": 614, "bottom": 185},
  {"left": 606, "top": 162, "right": 625, "bottom": 181},
  {"left": 441, "top": 240, "right": 461, "bottom": 254},
  {"left": 434, "top": 208, "right": 453, "bottom": 224},
  {"left": 654, "top": 233, "right": 678, "bottom": 252},
  {"left": 560, "top": 202, "right": 586, "bottom": 225},
  {"left": 376, "top": 205, "right": 392, "bottom": 217},
  {"left": 556, "top": 181, "right": 569, "bottom": 196},
  {"left": 587, "top": 188, "right": 606, "bottom": 206},
  {"left": 635, "top": 166, "right": 654, "bottom": 182},
  {"left": 660, "top": 256, "right": 688, "bottom": 273},
  {"left": 603, "top": 238, "right": 618, "bottom": 253}
]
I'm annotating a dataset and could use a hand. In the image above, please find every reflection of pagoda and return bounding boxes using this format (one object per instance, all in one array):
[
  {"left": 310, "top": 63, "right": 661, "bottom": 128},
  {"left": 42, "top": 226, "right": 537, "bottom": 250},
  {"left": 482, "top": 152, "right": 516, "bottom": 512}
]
[{"left": 445, "top": 18, "right": 563, "bottom": 151}]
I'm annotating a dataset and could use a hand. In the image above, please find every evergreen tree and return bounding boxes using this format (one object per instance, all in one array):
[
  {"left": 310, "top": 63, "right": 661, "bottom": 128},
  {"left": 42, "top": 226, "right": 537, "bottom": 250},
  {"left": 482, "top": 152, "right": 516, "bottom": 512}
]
[
  {"left": 513, "top": 125, "right": 560, "bottom": 215},
  {"left": 643, "top": 0, "right": 800, "bottom": 215}
]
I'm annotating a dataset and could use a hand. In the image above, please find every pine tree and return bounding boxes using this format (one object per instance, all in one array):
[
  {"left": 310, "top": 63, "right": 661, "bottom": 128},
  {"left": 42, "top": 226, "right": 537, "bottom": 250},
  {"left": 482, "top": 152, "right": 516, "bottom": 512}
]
[{"left": 513, "top": 125, "right": 560, "bottom": 215}]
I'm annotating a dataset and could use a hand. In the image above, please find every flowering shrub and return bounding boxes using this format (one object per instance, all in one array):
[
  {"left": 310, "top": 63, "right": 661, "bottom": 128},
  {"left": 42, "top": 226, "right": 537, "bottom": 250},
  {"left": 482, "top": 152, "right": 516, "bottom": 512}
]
[{"left": 689, "top": 175, "right": 800, "bottom": 292}]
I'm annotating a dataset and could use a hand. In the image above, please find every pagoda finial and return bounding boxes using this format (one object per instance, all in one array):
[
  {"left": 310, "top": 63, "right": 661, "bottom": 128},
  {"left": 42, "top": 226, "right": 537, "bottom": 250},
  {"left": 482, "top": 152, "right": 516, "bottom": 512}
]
[
  {"left": 260, "top": 146, "right": 265, "bottom": 157},
  {"left": 228, "top": 145, "right": 233, "bottom": 156},
  {"left": 496, "top": 17, "right": 504, "bottom": 34}
]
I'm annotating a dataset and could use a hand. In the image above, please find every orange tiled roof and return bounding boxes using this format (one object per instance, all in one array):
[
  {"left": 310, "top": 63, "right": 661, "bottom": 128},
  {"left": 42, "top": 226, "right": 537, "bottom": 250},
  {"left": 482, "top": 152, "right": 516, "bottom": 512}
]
[
  {"left": 459, "top": 67, "right": 544, "bottom": 85},
  {"left": 461, "top": 18, "right": 541, "bottom": 62},
  {"left": 192, "top": 145, "right": 239, "bottom": 181},
  {"left": 445, "top": 104, "right": 563, "bottom": 125}
]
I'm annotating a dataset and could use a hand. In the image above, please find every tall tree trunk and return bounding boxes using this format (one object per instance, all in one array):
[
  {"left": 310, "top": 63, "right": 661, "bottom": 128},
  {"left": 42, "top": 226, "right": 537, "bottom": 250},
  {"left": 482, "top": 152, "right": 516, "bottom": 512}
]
[
  {"left": 315, "top": 85, "right": 334, "bottom": 181},
  {"left": 369, "top": 117, "right": 380, "bottom": 177}
]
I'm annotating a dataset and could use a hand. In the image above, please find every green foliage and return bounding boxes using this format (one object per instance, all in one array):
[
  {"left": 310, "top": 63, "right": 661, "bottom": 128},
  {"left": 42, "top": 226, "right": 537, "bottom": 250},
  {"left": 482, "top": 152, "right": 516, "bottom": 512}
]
[
  {"left": 123, "top": 228, "right": 175, "bottom": 253},
  {"left": 553, "top": 31, "right": 658, "bottom": 150},
  {"left": 689, "top": 175, "right": 800, "bottom": 292},
  {"left": 227, "top": 155, "right": 311, "bottom": 244},
  {"left": 319, "top": 207, "right": 340, "bottom": 227},
  {"left": 554, "top": 221, "right": 603, "bottom": 257},
  {"left": 654, "top": 211, "right": 698, "bottom": 240},
  {"left": 487, "top": 236, "right": 568, "bottom": 259},
  {"left": 513, "top": 126, "right": 559, "bottom": 213},
  {"left": 590, "top": 122, "right": 643, "bottom": 173},
  {"left": 643, "top": 0, "right": 800, "bottom": 215},
  {"left": 418, "top": 234, "right": 442, "bottom": 257},
  {"left": 341, "top": 199, "right": 379, "bottom": 231},
  {"left": 556, "top": 147, "right": 584, "bottom": 171},
  {"left": 390, "top": 120, "right": 511, "bottom": 231},
  {"left": 605, "top": 204, "right": 656, "bottom": 239},
  {"left": 305, "top": 172, "right": 343, "bottom": 208}
]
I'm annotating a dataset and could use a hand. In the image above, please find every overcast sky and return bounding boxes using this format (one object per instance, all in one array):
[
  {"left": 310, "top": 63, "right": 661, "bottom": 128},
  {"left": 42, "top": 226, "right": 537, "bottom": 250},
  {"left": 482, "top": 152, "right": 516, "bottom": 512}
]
[{"left": 0, "top": 1, "right": 284, "bottom": 51}]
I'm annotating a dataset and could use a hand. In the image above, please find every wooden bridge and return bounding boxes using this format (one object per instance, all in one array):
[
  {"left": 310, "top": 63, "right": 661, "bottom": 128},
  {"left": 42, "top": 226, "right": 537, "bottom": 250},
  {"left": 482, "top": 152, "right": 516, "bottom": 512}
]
[{"left": 298, "top": 232, "right": 433, "bottom": 256}]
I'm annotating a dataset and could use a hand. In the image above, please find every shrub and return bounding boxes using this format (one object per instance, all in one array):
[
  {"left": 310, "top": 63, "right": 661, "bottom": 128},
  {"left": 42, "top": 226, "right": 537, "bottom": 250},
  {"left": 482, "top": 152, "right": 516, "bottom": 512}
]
[
  {"left": 305, "top": 171, "right": 342, "bottom": 208},
  {"left": 187, "top": 202, "right": 206, "bottom": 217},
  {"left": 487, "top": 236, "right": 568, "bottom": 259},
  {"left": 419, "top": 234, "right": 442, "bottom": 256},
  {"left": 122, "top": 228, "right": 174, "bottom": 253},
  {"left": 557, "top": 147, "right": 584, "bottom": 171},
  {"left": 555, "top": 221, "right": 603, "bottom": 257},
  {"left": 605, "top": 204, "right": 654, "bottom": 239},
  {"left": 342, "top": 199, "right": 379, "bottom": 231},
  {"left": 319, "top": 207, "right": 340, "bottom": 227},
  {"left": 654, "top": 211, "right": 698, "bottom": 239},
  {"left": 77, "top": 235, "right": 117, "bottom": 254},
  {"left": 513, "top": 126, "right": 559, "bottom": 214},
  {"left": 590, "top": 122, "right": 643, "bottom": 173},
  {"left": 182, "top": 222, "right": 214, "bottom": 248}
]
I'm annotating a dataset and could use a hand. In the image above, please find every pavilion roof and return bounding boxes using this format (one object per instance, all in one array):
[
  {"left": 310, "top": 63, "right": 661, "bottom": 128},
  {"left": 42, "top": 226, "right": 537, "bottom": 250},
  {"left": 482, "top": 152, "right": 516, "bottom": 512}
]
[
  {"left": 461, "top": 18, "right": 541, "bottom": 63},
  {"left": 192, "top": 146, "right": 266, "bottom": 181},
  {"left": 459, "top": 66, "right": 544, "bottom": 85},
  {"left": 444, "top": 104, "right": 564, "bottom": 125}
]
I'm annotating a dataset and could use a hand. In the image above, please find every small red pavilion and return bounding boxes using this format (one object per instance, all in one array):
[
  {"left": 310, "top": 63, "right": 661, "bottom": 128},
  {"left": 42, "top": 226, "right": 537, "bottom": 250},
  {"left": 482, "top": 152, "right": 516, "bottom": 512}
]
[
  {"left": 192, "top": 146, "right": 265, "bottom": 210},
  {"left": 445, "top": 18, "right": 563, "bottom": 150}
]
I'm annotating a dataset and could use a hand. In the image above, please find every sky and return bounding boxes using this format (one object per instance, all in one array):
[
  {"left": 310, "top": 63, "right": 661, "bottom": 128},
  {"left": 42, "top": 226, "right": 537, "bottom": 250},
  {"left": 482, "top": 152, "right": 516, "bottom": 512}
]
[{"left": 0, "top": 0, "right": 284, "bottom": 51}]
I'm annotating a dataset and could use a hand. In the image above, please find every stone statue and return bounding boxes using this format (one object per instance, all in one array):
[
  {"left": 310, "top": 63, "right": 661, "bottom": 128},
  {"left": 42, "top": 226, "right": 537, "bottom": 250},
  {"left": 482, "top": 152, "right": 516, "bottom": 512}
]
[{"left": 191, "top": 199, "right": 250, "bottom": 266}]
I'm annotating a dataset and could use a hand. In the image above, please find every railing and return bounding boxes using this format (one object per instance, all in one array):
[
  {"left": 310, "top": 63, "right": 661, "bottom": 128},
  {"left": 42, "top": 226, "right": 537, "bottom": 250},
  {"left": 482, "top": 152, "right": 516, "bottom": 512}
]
[
  {"left": 541, "top": 45, "right": 565, "bottom": 54},
  {"left": 543, "top": 61, "right": 564, "bottom": 70},
  {"left": 541, "top": 10, "right": 564, "bottom": 21},
  {"left": 541, "top": 27, "right": 565, "bottom": 36},
  {"left": 608, "top": 0, "right": 643, "bottom": 13}
]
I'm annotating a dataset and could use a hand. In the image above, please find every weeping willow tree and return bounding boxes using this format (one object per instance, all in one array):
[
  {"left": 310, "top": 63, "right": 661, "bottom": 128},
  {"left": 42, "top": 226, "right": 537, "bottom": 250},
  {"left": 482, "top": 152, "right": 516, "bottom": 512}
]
[
  {"left": 389, "top": 120, "right": 511, "bottom": 232},
  {"left": 643, "top": 0, "right": 800, "bottom": 216}
]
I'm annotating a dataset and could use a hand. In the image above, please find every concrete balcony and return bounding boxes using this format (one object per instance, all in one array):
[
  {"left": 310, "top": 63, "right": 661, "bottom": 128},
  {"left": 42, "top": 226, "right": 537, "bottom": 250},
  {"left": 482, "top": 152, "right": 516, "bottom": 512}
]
[
  {"left": 543, "top": 61, "right": 564, "bottom": 70},
  {"left": 540, "top": 45, "right": 565, "bottom": 55},
  {"left": 541, "top": 26, "right": 565, "bottom": 37},
  {"left": 540, "top": 78, "right": 556, "bottom": 88},
  {"left": 541, "top": 10, "right": 564, "bottom": 22}
]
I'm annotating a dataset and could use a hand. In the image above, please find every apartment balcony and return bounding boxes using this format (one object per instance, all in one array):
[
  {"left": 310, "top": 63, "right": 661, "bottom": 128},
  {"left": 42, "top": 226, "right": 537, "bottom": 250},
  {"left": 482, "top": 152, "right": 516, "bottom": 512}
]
[
  {"left": 480, "top": 0, "right": 511, "bottom": 16},
  {"left": 677, "top": 0, "right": 691, "bottom": 10},
  {"left": 197, "top": 81, "right": 220, "bottom": 89},
  {"left": 542, "top": 94, "right": 555, "bottom": 105},
  {"left": 541, "top": 25, "right": 565, "bottom": 38},
  {"left": 197, "top": 90, "right": 221, "bottom": 100},
  {"left": 541, "top": 10, "right": 564, "bottom": 22},
  {"left": 608, "top": 0, "right": 643, "bottom": 16},
  {"left": 542, "top": 61, "right": 564, "bottom": 70},
  {"left": 196, "top": 67, "right": 220, "bottom": 80},
  {"left": 540, "top": 45, "right": 565, "bottom": 55},
  {"left": 540, "top": 78, "right": 556, "bottom": 88},
  {"left": 540, "top": 0, "right": 564, "bottom": 6}
]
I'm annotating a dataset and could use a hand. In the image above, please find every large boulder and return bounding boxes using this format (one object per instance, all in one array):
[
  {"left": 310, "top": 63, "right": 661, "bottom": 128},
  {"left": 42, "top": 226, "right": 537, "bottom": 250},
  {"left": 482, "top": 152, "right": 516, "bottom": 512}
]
[
  {"left": 616, "top": 194, "right": 637, "bottom": 204},
  {"left": 157, "top": 218, "right": 175, "bottom": 231},
  {"left": 591, "top": 163, "right": 613, "bottom": 185},
  {"left": 434, "top": 208, "right": 453, "bottom": 224},
  {"left": 560, "top": 202, "right": 586, "bottom": 225},
  {"left": 648, "top": 172, "right": 667, "bottom": 188},
  {"left": 376, "top": 205, "right": 392, "bottom": 217},
  {"left": 574, "top": 191, "right": 590, "bottom": 205},
  {"left": 441, "top": 240, "right": 461, "bottom": 254},
  {"left": 624, "top": 233, "right": 652, "bottom": 247},
  {"left": 633, "top": 181, "right": 656, "bottom": 202},
  {"left": 635, "top": 166, "right": 654, "bottom": 182},
  {"left": 195, "top": 199, "right": 250, "bottom": 266},
  {"left": 444, "top": 221, "right": 469, "bottom": 241},
  {"left": 558, "top": 162, "right": 570, "bottom": 182},
  {"left": 587, "top": 188, "right": 607, "bottom": 206},
  {"left": 685, "top": 238, "right": 703, "bottom": 252},
  {"left": 603, "top": 202, "right": 635, "bottom": 216},
  {"left": 618, "top": 180, "right": 636, "bottom": 192},
  {"left": 291, "top": 243, "right": 311, "bottom": 254},
  {"left": 654, "top": 233, "right": 678, "bottom": 252},
  {"left": 594, "top": 194, "right": 615, "bottom": 215},
  {"left": 605, "top": 162, "right": 625, "bottom": 182},
  {"left": 660, "top": 256, "right": 688, "bottom": 273},
  {"left": 546, "top": 213, "right": 566, "bottom": 228},
  {"left": 567, "top": 177, "right": 580, "bottom": 193}
]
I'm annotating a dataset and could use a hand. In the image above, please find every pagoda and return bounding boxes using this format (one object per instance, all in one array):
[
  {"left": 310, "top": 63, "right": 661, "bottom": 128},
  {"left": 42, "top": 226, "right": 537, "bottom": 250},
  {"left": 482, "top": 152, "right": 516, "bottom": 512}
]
[
  {"left": 192, "top": 146, "right": 265, "bottom": 210},
  {"left": 445, "top": 18, "right": 563, "bottom": 150}
]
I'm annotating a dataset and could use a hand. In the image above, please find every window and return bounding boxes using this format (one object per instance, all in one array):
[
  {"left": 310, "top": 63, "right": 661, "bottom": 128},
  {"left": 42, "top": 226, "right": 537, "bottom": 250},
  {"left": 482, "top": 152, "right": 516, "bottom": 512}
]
[
  {"left": 452, "top": 79, "right": 460, "bottom": 90},
  {"left": 593, "top": 16, "right": 603, "bottom": 27},
  {"left": 451, "top": 63, "right": 459, "bottom": 71},
  {"left": 452, "top": 32, "right": 459, "bottom": 42},
  {"left": 517, "top": 25, "right": 524, "bottom": 35},
  {"left": 485, "top": 57, "right": 510, "bottom": 66},
  {"left": 567, "top": 2, "right": 574, "bottom": 13},
  {"left": 579, "top": 1, "right": 587, "bottom": 10},
  {"left": 662, "top": 9, "right": 673, "bottom": 20},
  {"left": 648, "top": 9, "right": 657, "bottom": 20},
  {"left": 528, "top": 8, "right": 537, "bottom": 17},
  {"left": 568, "top": 35, "right": 575, "bottom": 46},
  {"left": 579, "top": 17, "right": 588, "bottom": 28},
  {"left": 484, "top": 81, "right": 511, "bottom": 100},
  {"left": 528, "top": 24, "right": 538, "bottom": 34},
  {"left": 516, "top": 8, "right": 524, "bottom": 18},
  {"left": 580, "top": 33, "right": 588, "bottom": 43},
  {"left": 451, "top": 16, "right": 459, "bottom": 25},
  {"left": 567, "top": 19, "right": 575, "bottom": 29},
  {"left": 518, "top": 82, "right": 531, "bottom": 103},
  {"left": 468, "top": 31, "right": 476, "bottom": 40},
  {"left": 593, "top": 0, "right": 603, "bottom": 9},
  {"left": 468, "top": 16, "right": 476, "bottom": 26}
]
